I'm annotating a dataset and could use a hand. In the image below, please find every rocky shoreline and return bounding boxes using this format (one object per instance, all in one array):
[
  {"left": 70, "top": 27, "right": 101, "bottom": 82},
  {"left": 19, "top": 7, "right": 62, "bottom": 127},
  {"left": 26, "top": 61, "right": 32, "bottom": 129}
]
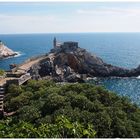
[
  {"left": 0, "top": 41, "right": 17, "bottom": 59},
  {"left": 26, "top": 39, "right": 140, "bottom": 83}
]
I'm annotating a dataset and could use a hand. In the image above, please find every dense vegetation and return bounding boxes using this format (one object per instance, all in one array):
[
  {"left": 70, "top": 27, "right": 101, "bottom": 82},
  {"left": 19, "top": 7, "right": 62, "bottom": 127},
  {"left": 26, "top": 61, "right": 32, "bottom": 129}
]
[{"left": 1, "top": 80, "right": 140, "bottom": 138}]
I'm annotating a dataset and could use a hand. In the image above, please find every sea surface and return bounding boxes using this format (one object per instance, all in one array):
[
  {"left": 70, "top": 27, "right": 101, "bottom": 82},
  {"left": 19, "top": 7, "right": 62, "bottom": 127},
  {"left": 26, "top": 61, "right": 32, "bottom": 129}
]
[{"left": 0, "top": 33, "right": 140, "bottom": 105}]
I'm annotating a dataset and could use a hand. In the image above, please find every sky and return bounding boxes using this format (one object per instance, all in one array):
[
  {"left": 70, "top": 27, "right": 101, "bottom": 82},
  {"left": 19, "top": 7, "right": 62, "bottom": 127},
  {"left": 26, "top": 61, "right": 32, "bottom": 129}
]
[{"left": 0, "top": 2, "right": 140, "bottom": 34}]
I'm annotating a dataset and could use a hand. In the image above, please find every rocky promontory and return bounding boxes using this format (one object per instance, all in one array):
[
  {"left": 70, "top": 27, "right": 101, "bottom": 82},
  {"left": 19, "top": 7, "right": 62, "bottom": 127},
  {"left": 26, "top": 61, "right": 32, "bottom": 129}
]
[
  {"left": 0, "top": 41, "right": 17, "bottom": 59},
  {"left": 27, "top": 39, "right": 140, "bottom": 82}
]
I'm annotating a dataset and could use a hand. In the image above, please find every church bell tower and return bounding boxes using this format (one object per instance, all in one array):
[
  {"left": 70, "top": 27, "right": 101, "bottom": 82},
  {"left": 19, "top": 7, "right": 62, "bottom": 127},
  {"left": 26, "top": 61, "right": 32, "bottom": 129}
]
[{"left": 53, "top": 37, "right": 57, "bottom": 48}]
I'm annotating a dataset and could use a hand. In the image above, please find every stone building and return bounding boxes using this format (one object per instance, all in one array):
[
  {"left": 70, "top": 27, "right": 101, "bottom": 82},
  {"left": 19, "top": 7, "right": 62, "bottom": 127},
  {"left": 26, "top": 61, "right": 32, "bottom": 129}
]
[
  {"left": 53, "top": 37, "right": 78, "bottom": 50},
  {"left": 62, "top": 41, "right": 78, "bottom": 50}
]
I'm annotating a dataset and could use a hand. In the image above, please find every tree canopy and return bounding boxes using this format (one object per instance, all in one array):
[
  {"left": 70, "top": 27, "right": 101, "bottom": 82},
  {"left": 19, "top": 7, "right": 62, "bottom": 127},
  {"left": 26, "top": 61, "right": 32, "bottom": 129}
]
[{"left": 1, "top": 79, "right": 140, "bottom": 138}]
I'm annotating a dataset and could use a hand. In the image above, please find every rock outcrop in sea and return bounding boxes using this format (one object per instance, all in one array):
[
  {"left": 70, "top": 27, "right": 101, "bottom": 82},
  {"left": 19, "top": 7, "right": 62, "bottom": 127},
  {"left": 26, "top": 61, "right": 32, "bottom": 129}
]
[
  {"left": 28, "top": 38, "right": 140, "bottom": 82},
  {"left": 0, "top": 41, "right": 17, "bottom": 59}
]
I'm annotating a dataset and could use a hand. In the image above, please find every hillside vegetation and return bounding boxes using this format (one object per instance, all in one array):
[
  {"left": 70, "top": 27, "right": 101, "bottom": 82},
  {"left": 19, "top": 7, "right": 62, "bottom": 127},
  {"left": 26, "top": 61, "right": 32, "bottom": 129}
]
[{"left": 0, "top": 80, "right": 140, "bottom": 138}]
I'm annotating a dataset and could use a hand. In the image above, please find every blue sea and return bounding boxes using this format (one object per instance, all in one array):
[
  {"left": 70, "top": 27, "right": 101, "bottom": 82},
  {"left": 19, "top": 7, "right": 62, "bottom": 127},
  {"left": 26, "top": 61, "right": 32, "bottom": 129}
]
[{"left": 1, "top": 33, "right": 140, "bottom": 105}]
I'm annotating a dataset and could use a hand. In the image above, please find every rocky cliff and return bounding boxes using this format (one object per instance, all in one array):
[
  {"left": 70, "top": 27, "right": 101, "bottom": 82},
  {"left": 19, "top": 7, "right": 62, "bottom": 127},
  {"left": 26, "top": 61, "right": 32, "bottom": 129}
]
[
  {"left": 0, "top": 41, "right": 17, "bottom": 59},
  {"left": 29, "top": 42, "right": 140, "bottom": 82}
]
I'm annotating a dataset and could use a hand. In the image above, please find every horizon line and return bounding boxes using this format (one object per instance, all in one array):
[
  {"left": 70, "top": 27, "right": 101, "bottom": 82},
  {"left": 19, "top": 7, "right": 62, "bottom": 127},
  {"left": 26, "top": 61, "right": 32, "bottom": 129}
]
[{"left": 1, "top": 32, "right": 140, "bottom": 35}]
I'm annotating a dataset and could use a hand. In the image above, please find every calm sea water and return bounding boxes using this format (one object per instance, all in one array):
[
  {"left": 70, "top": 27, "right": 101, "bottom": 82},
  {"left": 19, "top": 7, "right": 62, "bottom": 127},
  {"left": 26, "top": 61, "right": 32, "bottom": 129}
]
[{"left": 0, "top": 33, "right": 140, "bottom": 105}]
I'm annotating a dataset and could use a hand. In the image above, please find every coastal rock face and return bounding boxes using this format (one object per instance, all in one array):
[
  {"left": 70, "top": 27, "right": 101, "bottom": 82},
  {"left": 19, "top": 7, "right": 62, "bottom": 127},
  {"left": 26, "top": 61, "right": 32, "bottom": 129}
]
[
  {"left": 0, "top": 41, "right": 17, "bottom": 59},
  {"left": 30, "top": 41, "right": 140, "bottom": 82},
  {"left": 52, "top": 47, "right": 131, "bottom": 77}
]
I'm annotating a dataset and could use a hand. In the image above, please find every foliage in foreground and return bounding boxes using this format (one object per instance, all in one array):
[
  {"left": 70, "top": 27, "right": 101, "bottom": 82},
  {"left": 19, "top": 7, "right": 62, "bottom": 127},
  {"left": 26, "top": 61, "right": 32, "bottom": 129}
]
[
  {"left": 0, "top": 115, "right": 96, "bottom": 138},
  {"left": 1, "top": 80, "right": 140, "bottom": 138}
]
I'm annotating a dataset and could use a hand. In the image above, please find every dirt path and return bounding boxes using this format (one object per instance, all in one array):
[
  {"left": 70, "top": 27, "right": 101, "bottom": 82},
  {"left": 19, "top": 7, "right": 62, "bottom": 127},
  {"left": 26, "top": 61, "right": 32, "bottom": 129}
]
[
  {"left": 0, "top": 54, "right": 53, "bottom": 86},
  {"left": 18, "top": 56, "right": 46, "bottom": 71}
]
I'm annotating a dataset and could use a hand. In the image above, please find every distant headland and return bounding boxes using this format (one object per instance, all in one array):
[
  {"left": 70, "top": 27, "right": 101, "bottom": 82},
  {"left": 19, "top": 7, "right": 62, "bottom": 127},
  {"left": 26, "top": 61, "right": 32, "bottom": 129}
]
[
  {"left": 6, "top": 37, "right": 140, "bottom": 84},
  {"left": 0, "top": 41, "right": 17, "bottom": 59},
  {"left": 1, "top": 37, "right": 140, "bottom": 86}
]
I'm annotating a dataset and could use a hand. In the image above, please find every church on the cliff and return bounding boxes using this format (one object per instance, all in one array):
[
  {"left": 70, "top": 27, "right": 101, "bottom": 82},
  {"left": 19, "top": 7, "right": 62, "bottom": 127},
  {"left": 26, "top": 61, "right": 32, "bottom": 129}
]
[{"left": 53, "top": 37, "right": 78, "bottom": 50}]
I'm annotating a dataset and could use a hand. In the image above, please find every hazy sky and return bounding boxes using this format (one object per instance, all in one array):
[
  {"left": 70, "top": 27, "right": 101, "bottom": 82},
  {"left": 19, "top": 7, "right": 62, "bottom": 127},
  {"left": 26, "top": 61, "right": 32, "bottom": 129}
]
[{"left": 0, "top": 2, "right": 140, "bottom": 34}]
